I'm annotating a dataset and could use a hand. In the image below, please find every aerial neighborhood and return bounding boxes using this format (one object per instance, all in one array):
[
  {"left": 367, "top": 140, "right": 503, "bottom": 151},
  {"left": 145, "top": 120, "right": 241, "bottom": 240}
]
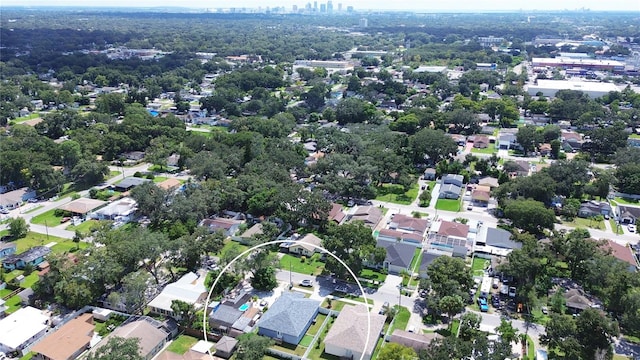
[{"left": 1, "top": 5, "right": 640, "bottom": 360}]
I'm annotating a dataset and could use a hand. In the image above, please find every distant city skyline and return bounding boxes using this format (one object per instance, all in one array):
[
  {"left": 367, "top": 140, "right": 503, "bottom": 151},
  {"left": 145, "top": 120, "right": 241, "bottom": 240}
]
[{"left": 2, "top": 0, "right": 638, "bottom": 11}]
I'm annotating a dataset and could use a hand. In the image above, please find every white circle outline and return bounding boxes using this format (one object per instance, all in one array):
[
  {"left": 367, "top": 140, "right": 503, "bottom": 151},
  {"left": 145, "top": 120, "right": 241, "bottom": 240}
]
[{"left": 203, "top": 240, "right": 372, "bottom": 360}]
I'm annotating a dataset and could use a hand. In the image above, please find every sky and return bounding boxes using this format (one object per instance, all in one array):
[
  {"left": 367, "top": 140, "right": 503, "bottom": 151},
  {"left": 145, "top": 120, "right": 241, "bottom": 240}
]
[{"left": 2, "top": 0, "right": 638, "bottom": 11}]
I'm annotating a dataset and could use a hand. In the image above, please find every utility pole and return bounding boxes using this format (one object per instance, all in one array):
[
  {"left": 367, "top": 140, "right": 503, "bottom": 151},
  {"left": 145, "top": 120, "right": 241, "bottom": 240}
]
[
  {"left": 289, "top": 259, "right": 293, "bottom": 289},
  {"left": 44, "top": 220, "right": 49, "bottom": 243}
]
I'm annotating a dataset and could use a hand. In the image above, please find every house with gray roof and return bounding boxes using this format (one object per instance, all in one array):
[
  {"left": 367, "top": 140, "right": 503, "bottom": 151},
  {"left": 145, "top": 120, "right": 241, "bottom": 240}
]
[
  {"left": 577, "top": 201, "right": 612, "bottom": 218},
  {"left": 209, "top": 305, "right": 244, "bottom": 333},
  {"left": 617, "top": 205, "right": 640, "bottom": 225},
  {"left": 114, "top": 177, "right": 151, "bottom": 192},
  {"left": 419, "top": 252, "right": 443, "bottom": 278},
  {"left": 2, "top": 246, "right": 50, "bottom": 271},
  {"left": 441, "top": 174, "right": 464, "bottom": 188},
  {"left": 257, "top": 292, "right": 319, "bottom": 345},
  {"left": 438, "top": 183, "right": 462, "bottom": 199},
  {"left": 0, "top": 242, "right": 17, "bottom": 260},
  {"left": 375, "top": 240, "right": 415, "bottom": 274},
  {"left": 476, "top": 227, "right": 521, "bottom": 250}
]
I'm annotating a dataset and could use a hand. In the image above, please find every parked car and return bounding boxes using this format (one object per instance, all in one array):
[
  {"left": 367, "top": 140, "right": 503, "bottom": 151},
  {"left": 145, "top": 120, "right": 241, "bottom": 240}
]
[
  {"left": 541, "top": 306, "right": 548, "bottom": 315},
  {"left": 508, "top": 286, "right": 517, "bottom": 298},
  {"left": 299, "top": 279, "right": 313, "bottom": 287},
  {"left": 379, "top": 301, "right": 390, "bottom": 315},
  {"left": 492, "top": 277, "right": 500, "bottom": 289},
  {"left": 478, "top": 297, "right": 489, "bottom": 312},
  {"left": 628, "top": 224, "right": 637, "bottom": 233}
]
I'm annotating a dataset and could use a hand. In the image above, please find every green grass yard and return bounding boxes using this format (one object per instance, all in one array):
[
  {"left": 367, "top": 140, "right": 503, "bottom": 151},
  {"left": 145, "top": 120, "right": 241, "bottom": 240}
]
[
  {"left": 471, "top": 143, "right": 497, "bottom": 154},
  {"left": 279, "top": 253, "right": 325, "bottom": 276},
  {"left": 435, "top": 198, "right": 461, "bottom": 212},
  {"left": 166, "top": 335, "right": 199, "bottom": 354},
  {"left": 613, "top": 197, "right": 639, "bottom": 205},
  {"left": 561, "top": 217, "right": 605, "bottom": 230},
  {"left": 30, "top": 208, "right": 65, "bottom": 225},
  {"left": 389, "top": 306, "right": 411, "bottom": 333},
  {"left": 66, "top": 219, "right": 101, "bottom": 236},
  {"left": 8, "top": 232, "right": 87, "bottom": 253},
  {"left": 375, "top": 183, "right": 419, "bottom": 205},
  {"left": 471, "top": 257, "right": 489, "bottom": 277}
]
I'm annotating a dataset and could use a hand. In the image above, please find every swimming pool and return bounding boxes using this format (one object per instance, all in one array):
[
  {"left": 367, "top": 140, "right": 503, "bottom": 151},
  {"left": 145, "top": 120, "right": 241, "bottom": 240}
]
[{"left": 239, "top": 303, "right": 250, "bottom": 312}]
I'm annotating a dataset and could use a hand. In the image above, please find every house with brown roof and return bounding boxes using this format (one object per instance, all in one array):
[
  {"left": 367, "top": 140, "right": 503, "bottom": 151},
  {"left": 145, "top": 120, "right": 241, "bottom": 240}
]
[
  {"left": 324, "top": 304, "right": 386, "bottom": 360},
  {"left": 602, "top": 240, "right": 638, "bottom": 272},
  {"left": 376, "top": 229, "right": 424, "bottom": 247},
  {"left": 199, "top": 217, "right": 243, "bottom": 237},
  {"left": 350, "top": 205, "right": 383, "bottom": 229},
  {"left": 288, "top": 233, "right": 323, "bottom": 257},
  {"left": 432, "top": 220, "right": 470, "bottom": 240},
  {"left": 477, "top": 176, "right": 499, "bottom": 189},
  {"left": 157, "top": 178, "right": 182, "bottom": 191},
  {"left": 388, "top": 329, "right": 442, "bottom": 351},
  {"left": 473, "top": 135, "right": 490, "bottom": 149},
  {"left": 388, "top": 214, "right": 429, "bottom": 236},
  {"left": 32, "top": 313, "right": 94, "bottom": 360},
  {"left": 538, "top": 143, "right": 552, "bottom": 156},
  {"left": 91, "top": 317, "right": 172, "bottom": 360},
  {"left": 328, "top": 203, "right": 346, "bottom": 224},
  {"left": 471, "top": 189, "right": 491, "bottom": 207}
]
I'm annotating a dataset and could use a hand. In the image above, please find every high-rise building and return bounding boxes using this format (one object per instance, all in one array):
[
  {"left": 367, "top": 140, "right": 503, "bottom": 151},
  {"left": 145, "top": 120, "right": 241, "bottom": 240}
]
[
  {"left": 292, "top": 5, "right": 298, "bottom": 12},
  {"left": 347, "top": 5, "right": 354, "bottom": 12},
  {"left": 313, "top": 1, "right": 318, "bottom": 10},
  {"left": 327, "top": 0, "right": 333, "bottom": 12},
  {"left": 337, "top": 3, "right": 342, "bottom": 11},
  {"left": 320, "top": 3, "right": 326, "bottom": 12},
  {"left": 359, "top": 18, "right": 368, "bottom": 28}
]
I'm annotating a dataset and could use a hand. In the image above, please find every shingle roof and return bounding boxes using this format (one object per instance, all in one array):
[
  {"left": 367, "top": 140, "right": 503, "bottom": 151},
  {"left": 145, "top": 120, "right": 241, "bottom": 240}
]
[
  {"left": 437, "top": 220, "right": 469, "bottom": 238},
  {"left": 3, "top": 246, "right": 50, "bottom": 265},
  {"left": 210, "top": 305, "right": 243, "bottom": 327},
  {"left": 258, "top": 292, "right": 319, "bottom": 336},
  {"left": 390, "top": 214, "right": 429, "bottom": 234},
  {"left": 389, "top": 329, "right": 442, "bottom": 351},
  {"left": 324, "top": 304, "right": 386, "bottom": 358},
  {"left": 484, "top": 227, "right": 521, "bottom": 250},
  {"left": 602, "top": 240, "right": 637, "bottom": 268},
  {"left": 32, "top": 313, "right": 94, "bottom": 360},
  {"left": 376, "top": 240, "right": 415, "bottom": 268},
  {"left": 93, "top": 317, "right": 169, "bottom": 359}
]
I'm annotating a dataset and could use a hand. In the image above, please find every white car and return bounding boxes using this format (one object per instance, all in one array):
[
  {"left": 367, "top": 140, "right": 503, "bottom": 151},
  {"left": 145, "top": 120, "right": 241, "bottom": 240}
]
[{"left": 628, "top": 224, "right": 637, "bottom": 233}]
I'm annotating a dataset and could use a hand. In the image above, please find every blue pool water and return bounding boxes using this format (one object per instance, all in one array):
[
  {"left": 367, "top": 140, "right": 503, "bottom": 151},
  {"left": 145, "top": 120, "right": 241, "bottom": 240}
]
[
  {"left": 239, "top": 303, "right": 250, "bottom": 311},
  {"left": 148, "top": 110, "right": 159, "bottom": 117}
]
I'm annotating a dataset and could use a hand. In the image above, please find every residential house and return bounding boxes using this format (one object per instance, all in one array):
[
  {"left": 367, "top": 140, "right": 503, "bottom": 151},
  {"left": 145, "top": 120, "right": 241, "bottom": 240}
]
[
  {"left": 288, "top": 233, "right": 323, "bottom": 257},
  {"left": 32, "top": 313, "right": 94, "bottom": 360},
  {"left": 209, "top": 305, "right": 244, "bottom": 334},
  {"left": 2, "top": 246, "right": 51, "bottom": 271},
  {"left": 0, "top": 242, "right": 17, "bottom": 259},
  {"left": 433, "top": 220, "right": 470, "bottom": 240},
  {"left": 471, "top": 189, "right": 491, "bottom": 207},
  {"left": 447, "top": 134, "right": 467, "bottom": 146},
  {"left": 58, "top": 198, "right": 107, "bottom": 218},
  {"left": 507, "top": 160, "right": 532, "bottom": 177},
  {"left": 0, "top": 188, "right": 36, "bottom": 211},
  {"left": 423, "top": 168, "right": 436, "bottom": 181},
  {"left": 441, "top": 174, "right": 464, "bottom": 188},
  {"left": 257, "top": 292, "right": 320, "bottom": 345},
  {"left": 617, "top": 205, "right": 640, "bottom": 225},
  {"left": 350, "top": 206, "right": 383, "bottom": 229},
  {"left": 91, "top": 317, "right": 172, "bottom": 360},
  {"left": 561, "top": 131, "right": 584, "bottom": 151},
  {"left": 376, "top": 229, "right": 424, "bottom": 247},
  {"left": 157, "top": 178, "right": 182, "bottom": 192},
  {"left": 114, "top": 177, "right": 151, "bottom": 192},
  {"left": 474, "top": 227, "right": 521, "bottom": 256},
  {"left": 477, "top": 176, "right": 499, "bottom": 189},
  {"left": 375, "top": 240, "right": 415, "bottom": 274},
  {"left": 0, "top": 306, "right": 49, "bottom": 356},
  {"left": 200, "top": 218, "right": 243, "bottom": 237},
  {"left": 389, "top": 329, "right": 442, "bottom": 352},
  {"left": 328, "top": 203, "right": 347, "bottom": 224},
  {"left": 91, "top": 197, "right": 137, "bottom": 221},
  {"left": 425, "top": 220, "right": 471, "bottom": 258},
  {"left": 564, "top": 288, "right": 595, "bottom": 314},
  {"left": 324, "top": 304, "right": 386, "bottom": 360},
  {"left": 388, "top": 214, "right": 429, "bottom": 238},
  {"left": 473, "top": 135, "right": 490, "bottom": 149},
  {"left": 577, "top": 201, "right": 612, "bottom": 218},
  {"left": 538, "top": 143, "right": 552, "bottom": 156},
  {"left": 498, "top": 133, "right": 518, "bottom": 150},
  {"left": 439, "top": 184, "right": 462, "bottom": 199},
  {"left": 155, "top": 340, "right": 213, "bottom": 360},
  {"left": 602, "top": 240, "right": 638, "bottom": 272},
  {"left": 148, "top": 272, "right": 207, "bottom": 318},
  {"left": 122, "top": 151, "right": 146, "bottom": 161},
  {"left": 233, "top": 223, "right": 264, "bottom": 243}
]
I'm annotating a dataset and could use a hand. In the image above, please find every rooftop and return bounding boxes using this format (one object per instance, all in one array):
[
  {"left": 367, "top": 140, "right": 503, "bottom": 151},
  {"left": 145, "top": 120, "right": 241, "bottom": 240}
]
[
  {"left": 0, "top": 306, "right": 49, "bottom": 351},
  {"left": 57, "top": 198, "right": 106, "bottom": 214},
  {"left": 324, "top": 304, "right": 386, "bottom": 358},
  {"left": 31, "top": 313, "right": 94, "bottom": 360},
  {"left": 148, "top": 272, "right": 207, "bottom": 312}
]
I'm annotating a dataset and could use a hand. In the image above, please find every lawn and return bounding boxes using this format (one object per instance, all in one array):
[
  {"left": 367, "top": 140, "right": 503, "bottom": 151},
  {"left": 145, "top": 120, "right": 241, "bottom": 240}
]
[
  {"left": 359, "top": 268, "right": 387, "bottom": 282},
  {"left": 66, "top": 219, "right": 101, "bottom": 236},
  {"left": 307, "top": 314, "right": 328, "bottom": 336},
  {"left": 19, "top": 352, "right": 34, "bottom": 360},
  {"left": 530, "top": 308, "right": 550, "bottom": 325},
  {"left": 471, "top": 257, "right": 489, "bottom": 276},
  {"left": 375, "top": 183, "right": 419, "bottom": 205},
  {"left": 166, "top": 335, "right": 198, "bottom": 354},
  {"left": 12, "top": 113, "right": 41, "bottom": 123},
  {"left": 610, "top": 219, "right": 622, "bottom": 234},
  {"left": 614, "top": 197, "right": 640, "bottom": 205},
  {"left": 30, "top": 208, "right": 65, "bottom": 225},
  {"left": 4, "top": 295, "right": 22, "bottom": 314},
  {"left": 436, "top": 319, "right": 461, "bottom": 337},
  {"left": 279, "top": 253, "right": 325, "bottom": 276},
  {"left": 321, "top": 298, "right": 352, "bottom": 311},
  {"left": 152, "top": 176, "right": 169, "bottom": 183},
  {"left": 389, "top": 306, "right": 411, "bottom": 333},
  {"left": 562, "top": 216, "right": 605, "bottom": 230},
  {"left": 9, "top": 232, "right": 86, "bottom": 253},
  {"left": 409, "top": 249, "right": 422, "bottom": 273},
  {"left": 471, "top": 143, "right": 497, "bottom": 154},
  {"left": 218, "top": 240, "right": 249, "bottom": 256},
  {"left": 435, "top": 198, "right": 461, "bottom": 212}
]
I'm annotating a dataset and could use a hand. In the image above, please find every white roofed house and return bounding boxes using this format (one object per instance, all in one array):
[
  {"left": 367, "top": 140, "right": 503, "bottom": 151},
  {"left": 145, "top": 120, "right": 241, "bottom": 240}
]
[
  {"left": 0, "top": 306, "right": 49, "bottom": 356},
  {"left": 91, "top": 197, "right": 138, "bottom": 221},
  {"left": 287, "top": 233, "right": 323, "bottom": 257},
  {"left": 147, "top": 272, "right": 208, "bottom": 318}
]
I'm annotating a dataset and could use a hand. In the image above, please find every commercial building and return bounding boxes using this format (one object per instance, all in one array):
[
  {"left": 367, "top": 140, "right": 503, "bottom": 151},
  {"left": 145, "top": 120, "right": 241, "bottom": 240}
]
[
  {"left": 527, "top": 80, "right": 620, "bottom": 99},
  {"left": 531, "top": 57, "right": 625, "bottom": 72}
]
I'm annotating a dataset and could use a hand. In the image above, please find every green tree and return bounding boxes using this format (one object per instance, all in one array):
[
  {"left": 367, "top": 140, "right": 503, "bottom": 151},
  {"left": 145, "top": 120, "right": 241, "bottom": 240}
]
[
  {"left": 8, "top": 217, "right": 29, "bottom": 239},
  {"left": 503, "top": 199, "right": 555, "bottom": 234},
  {"left": 335, "top": 97, "right": 376, "bottom": 124},
  {"left": 86, "top": 337, "right": 144, "bottom": 360},
  {"left": 516, "top": 125, "right": 541, "bottom": 155},
  {"left": 323, "top": 222, "right": 377, "bottom": 278},
  {"left": 439, "top": 295, "right": 465, "bottom": 326},
  {"left": 495, "top": 319, "right": 519, "bottom": 345},
  {"left": 171, "top": 299, "right": 197, "bottom": 327},
  {"left": 378, "top": 343, "right": 418, "bottom": 360},
  {"left": 95, "top": 93, "right": 126, "bottom": 115},
  {"left": 235, "top": 334, "right": 274, "bottom": 360},
  {"left": 426, "top": 256, "right": 473, "bottom": 299},
  {"left": 408, "top": 128, "right": 458, "bottom": 165}
]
